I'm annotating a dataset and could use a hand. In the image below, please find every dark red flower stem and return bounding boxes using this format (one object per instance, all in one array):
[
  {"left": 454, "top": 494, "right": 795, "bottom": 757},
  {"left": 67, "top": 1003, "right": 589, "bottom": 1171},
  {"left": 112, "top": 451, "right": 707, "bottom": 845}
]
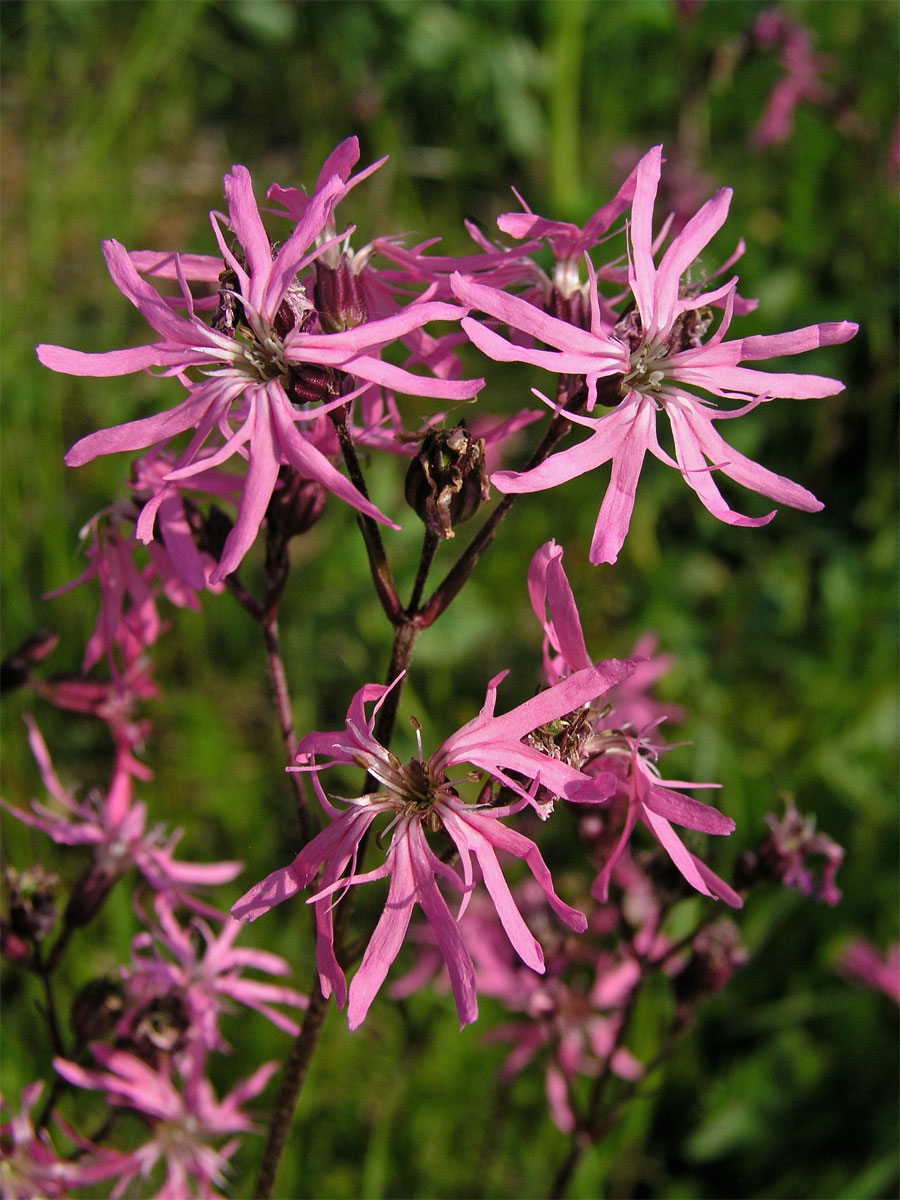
[
  {"left": 219, "top": 525, "right": 314, "bottom": 844},
  {"left": 252, "top": 976, "right": 332, "bottom": 1200},
  {"left": 262, "top": 524, "right": 314, "bottom": 842},
  {"left": 32, "top": 942, "right": 65, "bottom": 1056},
  {"left": 331, "top": 407, "right": 402, "bottom": 624},
  {"left": 261, "top": 614, "right": 313, "bottom": 845},
  {"left": 406, "top": 528, "right": 440, "bottom": 616}
]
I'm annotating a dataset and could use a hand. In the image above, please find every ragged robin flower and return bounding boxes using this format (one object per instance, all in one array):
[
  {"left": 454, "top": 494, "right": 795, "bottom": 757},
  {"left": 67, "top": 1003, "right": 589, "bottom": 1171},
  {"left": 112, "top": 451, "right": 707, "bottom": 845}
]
[
  {"left": 453, "top": 144, "right": 857, "bottom": 564},
  {"left": 37, "top": 138, "right": 482, "bottom": 580},
  {"left": 233, "top": 656, "right": 636, "bottom": 1029}
]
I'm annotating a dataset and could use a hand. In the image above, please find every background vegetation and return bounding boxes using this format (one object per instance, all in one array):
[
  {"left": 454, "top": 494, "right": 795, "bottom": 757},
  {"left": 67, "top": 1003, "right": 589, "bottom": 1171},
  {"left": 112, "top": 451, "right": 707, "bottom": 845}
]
[{"left": 1, "top": 2, "right": 897, "bottom": 1197}]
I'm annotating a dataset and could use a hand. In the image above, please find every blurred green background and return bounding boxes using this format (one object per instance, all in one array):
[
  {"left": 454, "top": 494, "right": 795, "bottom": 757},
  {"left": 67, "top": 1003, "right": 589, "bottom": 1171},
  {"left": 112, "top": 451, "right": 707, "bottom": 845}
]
[{"left": 1, "top": 1, "right": 897, "bottom": 1197}]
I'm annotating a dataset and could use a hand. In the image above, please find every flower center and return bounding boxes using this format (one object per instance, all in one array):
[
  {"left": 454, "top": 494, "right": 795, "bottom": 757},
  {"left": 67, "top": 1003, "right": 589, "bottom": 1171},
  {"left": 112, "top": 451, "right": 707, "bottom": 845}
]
[
  {"left": 235, "top": 328, "right": 287, "bottom": 383},
  {"left": 208, "top": 270, "right": 312, "bottom": 386},
  {"left": 614, "top": 304, "right": 713, "bottom": 399},
  {"left": 621, "top": 340, "right": 669, "bottom": 395}
]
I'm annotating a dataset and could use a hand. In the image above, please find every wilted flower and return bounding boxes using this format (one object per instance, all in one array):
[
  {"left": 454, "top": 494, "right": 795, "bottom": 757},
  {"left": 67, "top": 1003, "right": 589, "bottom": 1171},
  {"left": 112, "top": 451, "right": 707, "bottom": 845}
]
[
  {"left": 404, "top": 422, "right": 490, "bottom": 538},
  {"left": 673, "top": 917, "right": 748, "bottom": 1015},
  {"left": 3, "top": 865, "right": 59, "bottom": 942},
  {"left": 746, "top": 794, "right": 844, "bottom": 904}
]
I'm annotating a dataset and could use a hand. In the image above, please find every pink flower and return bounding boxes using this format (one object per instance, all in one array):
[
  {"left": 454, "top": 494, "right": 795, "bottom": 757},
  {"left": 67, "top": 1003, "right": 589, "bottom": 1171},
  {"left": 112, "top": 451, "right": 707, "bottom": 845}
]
[
  {"left": 589, "top": 731, "right": 742, "bottom": 908},
  {"left": 3, "top": 719, "right": 241, "bottom": 919},
  {"left": 370, "top": 221, "right": 546, "bottom": 306},
  {"left": 527, "top": 540, "right": 741, "bottom": 906},
  {"left": 129, "top": 448, "right": 239, "bottom": 593},
  {"left": 454, "top": 145, "right": 857, "bottom": 564},
  {"left": 837, "top": 940, "right": 900, "bottom": 1005},
  {"left": 233, "top": 659, "right": 635, "bottom": 1029},
  {"left": 46, "top": 506, "right": 170, "bottom": 674},
  {"left": 125, "top": 894, "right": 308, "bottom": 1052},
  {"left": 755, "top": 795, "right": 844, "bottom": 904},
  {"left": 0, "top": 1081, "right": 128, "bottom": 1198},
  {"left": 53, "top": 1045, "right": 277, "bottom": 1198},
  {"left": 37, "top": 141, "right": 482, "bottom": 580},
  {"left": 491, "top": 163, "right": 638, "bottom": 327},
  {"left": 751, "top": 9, "right": 832, "bottom": 148}
]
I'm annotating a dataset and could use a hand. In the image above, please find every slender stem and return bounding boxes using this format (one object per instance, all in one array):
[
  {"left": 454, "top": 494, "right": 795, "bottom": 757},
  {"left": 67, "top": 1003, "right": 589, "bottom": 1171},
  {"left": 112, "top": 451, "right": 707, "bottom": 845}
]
[
  {"left": 262, "top": 615, "right": 312, "bottom": 845},
  {"left": 32, "top": 940, "right": 69, "bottom": 1134},
  {"left": 331, "top": 407, "right": 402, "bottom": 624},
  {"left": 552, "top": 1029, "right": 684, "bottom": 1200},
  {"left": 252, "top": 976, "right": 331, "bottom": 1200},
  {"left": 225, "top": 572, "right": 263, "bottom": 622},
  {"left": 548, "top": 1137, "right": 589, "bottom": 1200},
  {"left": 45, "top": 923, "right": 73, "bottom": 974},
  {"left": 372, "top": 619, "right": 420, "bottom": 749},
  {"left": 253, "top": 853, "right": 357, "bottom": 1199},
  {"left": 418, "top": 492, "right": 516, "bottom": 627},
  {"left": 32, "top": 942, "right": 65, "bottom": 1058},
  {"left": 406, "top": 528, "right": 440, "bottom": 616},
  {"left": 35, "top": 1074, "right": 66, "bottom": 1134}
]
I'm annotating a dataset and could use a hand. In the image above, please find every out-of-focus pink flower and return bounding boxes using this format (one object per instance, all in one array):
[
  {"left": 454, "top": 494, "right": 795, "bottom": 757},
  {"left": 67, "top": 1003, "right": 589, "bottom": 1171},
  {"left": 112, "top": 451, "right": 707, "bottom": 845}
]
[
  {"left": 611, "top": 143, "right": 717, "bottom": 238},
  {"left": 408, "top": 871, "right": 662, "bottom": 1131},
  {"left": 751, "top": 9, "right": 831, "bottom": 148},
  {"left": 53, "top": 1045, "right": 277, "bottom": 1199},
  {"left": 0, "top": 1081, "right": 128, "bottom": 1198},
  {"left": 125, "top": 895, "right": 307, "bottom": 1051},
  {"left": 674, "top": 0, "right": 704, "bottom": 22},
  {"left": 34, "top": 667, "right": 155, "bottom": 772},
  {"left": 757, "top": 795, "right": 843, "bottom": 905},
  {"left": 46, "top": 507, "right": 171, "bottom": 675},
  {"left": 234, "top": 658, "right": 636, "bottom": 1029},
  {"left": 604, "top": 633, "right": 685, "bottom": 738},
  {"left": 37, "top": 139, "right": 483, "bottom": 580},
  {"left": 370, "top": 220, "right": 545, "bottom": 307},
  {"left": 837, "top": 940, "right": 900, "bottom": 1005},
  {"left": 455, "top": 145, "right": 857, "bottom": 564},
  {"left": 392, "top": 879, "right": 649, "bottom": 1132},
  {"left": 3, "top": 719, "right": 241, "bottom": 918}
]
